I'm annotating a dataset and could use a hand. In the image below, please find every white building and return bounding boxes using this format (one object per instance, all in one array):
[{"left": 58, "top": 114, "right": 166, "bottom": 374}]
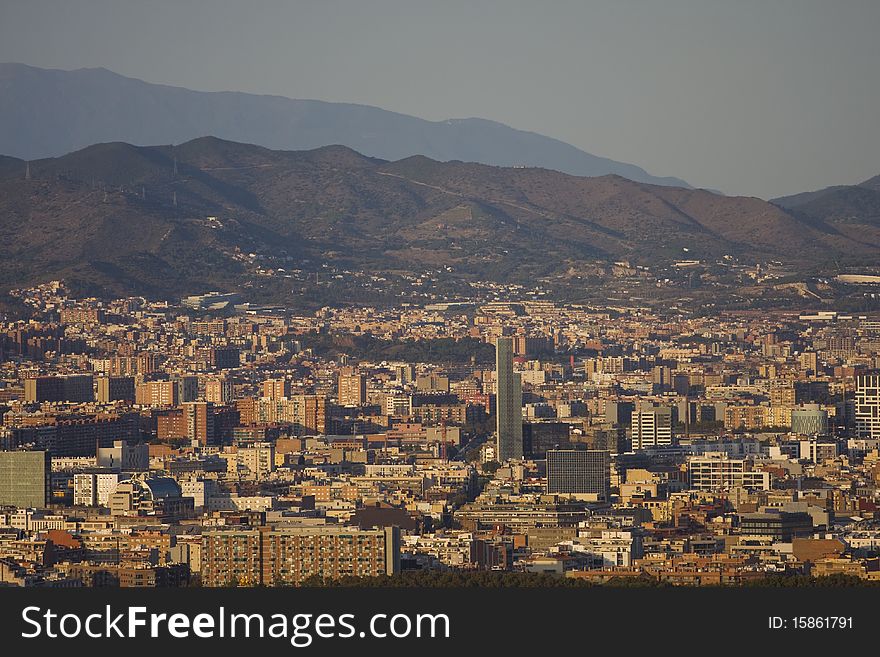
[
  {"left": 687, "top": 452, "right": 771, "bottom": 492},
  {"left": 97, "top": 440, "right": 149, "bottom": 472},
  {"left": 799, "top": 439, "right": 838, "bottom": 463},
  {"left": 856, "top": 372, "right": 880, "bottom": 439},
  {"left": 631, "top": 405, "right": 673, "bottom": 449},
  {"left": 555, "top": 529, "right": 644, "bottom": 568},
  {"left": 73, "top": 472, "right": 125, "bottom": 506},
  {"left": 179, "top": 478, "right": 221, "bottom": 509}
]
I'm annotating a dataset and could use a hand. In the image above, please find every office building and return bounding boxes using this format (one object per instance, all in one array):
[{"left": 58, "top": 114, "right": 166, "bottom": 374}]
[
  {"left": 605, "top": 400, "right": 635, "bottom": 425},
  {"left": 383, "top": 393, "right": 413, "bottom": 417},
  {"left": 738, "top": 511, "right": 814, "bottom": 541},
  {"left": 0, "top": 450, "right": 50, "bottom": 507},
  {"left": 107, "top": 477, "right": 193, "bottom": 518},
  {"left": 495, "top": 337, "right": 523, "bottom": 461},
  {"left": 523, "top": 422, "right": 571, "bottom": 459},
  {"left": 546, "top": 449, "right": 610, "bottom": 500},
  {"left": 791, "top": 404, "right": 830, "bottom": 436},
  {"left": 799, "top": 439, "right": 838, "bottom": 463},
  {"left": 208, "top": 347, "right": 240, "bottom": 370},
  {"left": 416, "top": 374, "right": 450, "bottom": 393},
  {"left": 44, "top": 414, "right": 136, "bottom": 457},
  {"left": 97, "top": 440, "right": 149, "bottom": 471},
  {"left": 687, "top": 453, "right": 771, "bottom": 492},
  {"left": 73, "top": 472, "right": 123, "bottom": 506},
  {"left": 856, "top": 371, "right": 880, "bottom": 440},
  {"left": 631, "top": 405, "right": 673, "bottom": 449},
  {"left": 24, "top": 374, "right": 95, "bottom": 403},
  {"left": 96, "top": 376, "right": 135, "bottom": 403}
]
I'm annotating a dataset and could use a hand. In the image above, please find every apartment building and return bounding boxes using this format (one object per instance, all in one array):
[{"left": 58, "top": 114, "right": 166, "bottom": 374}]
[{"left": 201, "top": 524, "right": 400, "bottom": 586}]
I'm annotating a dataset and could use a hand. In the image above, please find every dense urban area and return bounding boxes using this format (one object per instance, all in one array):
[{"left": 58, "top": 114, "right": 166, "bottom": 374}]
[{"left": 2, "top": 279, "right": 880, "bottom": 588}]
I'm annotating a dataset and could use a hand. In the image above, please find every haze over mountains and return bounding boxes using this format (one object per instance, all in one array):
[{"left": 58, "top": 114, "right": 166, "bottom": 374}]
[
  {"left": 0, "top": 136, "right": 878, "bottom": 302},
  {"left": 771, "top": 176, "right": 880, "bottom": 230},
  {"left": 0, "top": 63, "right": 690, "bottom": 188}
]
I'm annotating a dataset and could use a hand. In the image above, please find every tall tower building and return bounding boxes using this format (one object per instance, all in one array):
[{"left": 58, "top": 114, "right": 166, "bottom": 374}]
[
  {"left": 856, "top": 371, "right": 880, "bottom": 439},
  {"left": 495, "top": 337, "right": 523, "bottom": 461}
]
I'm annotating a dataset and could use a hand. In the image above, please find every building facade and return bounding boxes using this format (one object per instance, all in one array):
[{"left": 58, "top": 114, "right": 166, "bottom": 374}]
[
  {"left": 631, "top": 405, "right": 673, "bottom": 449},
  {"left": 495, "top": 337, "right": 523, "bottom": 461},
  {"left": 0, "top": 451, "right": 50, "bottom": 508},
  {"left": 201, "top": 524, "right": 400, "bottom": 586},
  {"left": 856, "top": 372, "right": 880, "bottom": 440},
  {"left": 546, "top": 449, "right": 610, "bottom": 500}
]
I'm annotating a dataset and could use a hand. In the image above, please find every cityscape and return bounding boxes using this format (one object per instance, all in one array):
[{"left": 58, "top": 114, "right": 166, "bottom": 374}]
[
  {"left": 1, "top": 279, "right": 880, "bottom": 588},
  {"left": 1, "top": 1, "right": 880, "bottom": 613}
]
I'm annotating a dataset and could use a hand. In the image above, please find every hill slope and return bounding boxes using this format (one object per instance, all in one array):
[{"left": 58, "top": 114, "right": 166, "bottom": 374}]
[
  {"left": 1, "top": 137, "right": 877, "bottom": 303},
  {"left": 772, "top": 176, "right": 880, "bottom": 249}
]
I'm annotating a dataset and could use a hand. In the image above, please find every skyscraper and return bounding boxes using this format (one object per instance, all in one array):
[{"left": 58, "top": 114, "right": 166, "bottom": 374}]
[{"left": 495, "top": 337, "right": 523, "bottom": 461}]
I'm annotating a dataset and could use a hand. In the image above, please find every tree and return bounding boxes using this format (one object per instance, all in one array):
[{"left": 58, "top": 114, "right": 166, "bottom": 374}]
[{"left": 482, "top": 460, "right": 501, "bottom": 475}]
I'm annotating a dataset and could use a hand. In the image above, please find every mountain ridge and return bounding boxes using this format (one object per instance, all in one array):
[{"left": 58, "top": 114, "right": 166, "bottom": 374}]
[
  {"left": 0, "top": 62, "right": 691, "bottom": 188},
  {"left": 771, "top": 176, "right": 880, "bottom": 252},
  {"left": 1, "top": 136, "right": 878, "bottom": 306}
]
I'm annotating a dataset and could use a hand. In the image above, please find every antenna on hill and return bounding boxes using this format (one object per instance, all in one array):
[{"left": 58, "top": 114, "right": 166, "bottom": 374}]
[
  {"left": 172, "top": 145, "right": 178, "bottom": 177},
  {"left": 25, "top": 161, "right": 30, "bottom": 181}
]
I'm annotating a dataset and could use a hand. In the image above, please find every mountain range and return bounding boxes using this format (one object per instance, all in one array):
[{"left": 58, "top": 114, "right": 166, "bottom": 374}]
[
  {"left": 1, "top": 137, "right": 878, "bottom": 303},
  {"left": 0, "top": 62, "right": 690, "bottom": 188},
  {"left": 771, "top": 175, "right": 880, "bottom": 237}
]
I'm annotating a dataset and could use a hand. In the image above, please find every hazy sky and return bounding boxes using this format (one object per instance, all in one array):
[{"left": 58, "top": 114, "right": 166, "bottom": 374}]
[{"left": 1, "top": 0, "right": 878, "bottom": 198}]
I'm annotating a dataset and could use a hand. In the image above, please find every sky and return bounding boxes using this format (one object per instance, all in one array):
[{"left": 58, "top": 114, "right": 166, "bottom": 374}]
[{"left": 0, "top": 0, "right": 878, "bottom": 199}]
